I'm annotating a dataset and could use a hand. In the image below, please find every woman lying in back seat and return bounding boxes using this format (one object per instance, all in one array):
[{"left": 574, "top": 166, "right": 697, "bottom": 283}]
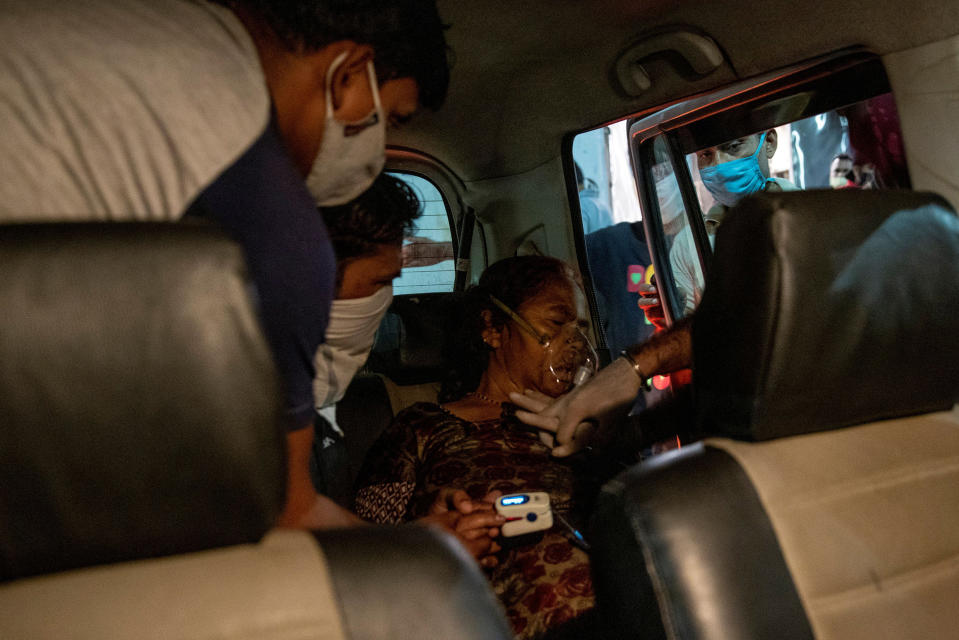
[{"left": 355, "top": 256, "right": 604, "bottom": 639}]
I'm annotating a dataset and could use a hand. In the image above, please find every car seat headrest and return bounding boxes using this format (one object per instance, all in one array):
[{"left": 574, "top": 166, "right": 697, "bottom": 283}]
[
  {"left": 368, "top": 293, "right": 465, "bottom": 385},
  {"left": 693, "top": 190, "right": 959, "bottom": 441},
  {"left": 0, "top": 224, "right": 286, "bottom": 581}
]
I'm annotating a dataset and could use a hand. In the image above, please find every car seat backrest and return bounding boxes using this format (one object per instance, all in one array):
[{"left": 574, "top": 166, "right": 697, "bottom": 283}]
[
  {"left": 368, "top": 292, "right": 466, "bottom": 385},
  {"left": 0, "top": 223, "right": 514, "bottom": 640},
  {"left": 0, "top": 529, "right": 350, "bottom": 640},
  {"left": 592, "top": 191, "right": 959, "bottom": 640},
  {"left": 693, "top": 190, "right": 959, "bottom": 440},
  {"left": 315, "top": 526, "right": 514, "bottom": 640},
  {"left": 335, "top": 373, "right": 441, "bottom": 485},
  {"left": 0, "top": 223, "right": 286, "bottom": 581}
]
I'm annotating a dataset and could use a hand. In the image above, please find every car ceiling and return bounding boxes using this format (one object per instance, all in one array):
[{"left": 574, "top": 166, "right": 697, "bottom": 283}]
[{"left": 388, "top": 0, "right": 959, "bottom": 183}]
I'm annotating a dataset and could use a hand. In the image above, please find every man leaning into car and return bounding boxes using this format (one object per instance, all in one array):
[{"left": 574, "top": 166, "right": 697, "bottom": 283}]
[{"left": 0, "top": 0, "right": 501, "bottom": 536}]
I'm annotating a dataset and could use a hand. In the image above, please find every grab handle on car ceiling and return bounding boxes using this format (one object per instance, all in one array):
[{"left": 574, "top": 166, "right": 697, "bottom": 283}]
[{"left": 614, "top": 29, "right": 724, "bottom": 96}]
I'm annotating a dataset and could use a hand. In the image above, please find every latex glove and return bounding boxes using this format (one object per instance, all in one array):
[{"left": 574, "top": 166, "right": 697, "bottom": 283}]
[
  {"left": 509, "top": 356, "right": 641, "bottom": 457},
  {"left": 506, "top": 389, "right": 568, "bottom": 448}
]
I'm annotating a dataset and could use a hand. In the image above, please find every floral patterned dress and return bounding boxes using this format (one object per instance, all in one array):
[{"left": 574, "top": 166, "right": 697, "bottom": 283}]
[{"left": 354, "top": 402, "right": 595, "bottom": 639}]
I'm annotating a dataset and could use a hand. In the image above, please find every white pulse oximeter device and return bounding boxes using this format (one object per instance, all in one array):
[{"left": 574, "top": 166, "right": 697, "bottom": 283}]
[{"left": 495, "top": 492, "right": 553, "bottom": 537}]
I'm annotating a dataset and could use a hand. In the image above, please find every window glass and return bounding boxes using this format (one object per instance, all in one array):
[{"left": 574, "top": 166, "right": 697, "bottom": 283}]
[
  {"left": 571, "top": 121, "right": 643, "bottom": 232},
  {"left": 571, "top": 122, "right": 652, "bottom": 359},
  {"left": 683, "top": 93, "right": 909, "bottom": 217},
  {"left": 653, "top": 92, "right": 909, "bottom": 315},
  {"left": 388, "top": 172, "right": 455, "bottom": 295},
  {"left": 649, "top": 137, "right": 701, "bottom": 319}
]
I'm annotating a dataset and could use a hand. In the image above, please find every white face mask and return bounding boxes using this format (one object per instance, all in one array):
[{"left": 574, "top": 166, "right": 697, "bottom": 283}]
[
  {"left": 306, "top": 52, "right": 387, "bottom": 207},
  {"left": 655, "top": 174, "right": 685, "bottom": 236},
  {"left": 313, "top": 285, "right": 393, "bottom": 409},
  {"left": 830, "top": 174, "right": 850, "bottom": 189}
]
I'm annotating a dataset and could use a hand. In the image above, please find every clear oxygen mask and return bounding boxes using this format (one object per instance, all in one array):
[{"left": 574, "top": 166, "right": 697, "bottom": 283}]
[
  {"left": 543, "top": 324, "right": 598, "bottom": 388},
  {"left": 489, "top": 294, "right": 599, "bottom": 392}
]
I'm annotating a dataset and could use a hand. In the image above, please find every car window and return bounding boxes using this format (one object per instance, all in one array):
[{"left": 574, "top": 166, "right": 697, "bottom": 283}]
[
  {"left": 571, "top": 123, "right": 680, "bottom": 402},
  {"left": 571, "top": 121, "right": 643, "bottom": 233},
  {"left": 684, "top": 94, "right": 910, "bottom": 218},
  {"left": 388, "top": 171, "right": 456, "bottom": 295},
  {"left": 652, "top": 136, "right": 702, "bottom": 319},
  {"left": 646, "top": 90, "right": 910, "bottom": 319},
  {"left": 571, "top": 122, "right": 653, "bottom": 358}
]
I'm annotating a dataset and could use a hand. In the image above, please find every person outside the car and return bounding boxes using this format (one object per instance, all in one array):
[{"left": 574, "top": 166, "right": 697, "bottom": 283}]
[
  {"left": 830, "top": 153, "right": 859, "bottom": 189},
  {"left": 575, "top": 162, "right": 616, "bottom": 234},
  {"left": 662, "top": 129, "right": 799, "bottom": 315},
  {"left": 513, "top": 130, "right": 797, "bottom": 457}
]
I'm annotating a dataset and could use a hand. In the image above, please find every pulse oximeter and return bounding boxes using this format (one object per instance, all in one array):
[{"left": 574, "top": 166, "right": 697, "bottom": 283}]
[{"left": 495, "top": 492, "right": 553, "bottom": 537}]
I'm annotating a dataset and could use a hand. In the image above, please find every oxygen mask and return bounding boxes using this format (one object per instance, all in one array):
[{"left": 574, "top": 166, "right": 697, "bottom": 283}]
[
  {"left": 489, "top": 295, "right": 599, "bottom": 391},
  {"left": 543, "top": 323, "right": 598, "bottom": 387}
]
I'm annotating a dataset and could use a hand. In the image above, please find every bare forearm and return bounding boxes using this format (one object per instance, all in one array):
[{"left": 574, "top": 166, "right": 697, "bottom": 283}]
[{"left": 624, "top": 317, "right": 692, "bottom": 378}]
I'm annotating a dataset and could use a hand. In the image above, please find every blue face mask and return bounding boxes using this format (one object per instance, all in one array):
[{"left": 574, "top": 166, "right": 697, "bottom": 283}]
[{"left": 699, "top": 132, "right": 772, "bottom": 207}]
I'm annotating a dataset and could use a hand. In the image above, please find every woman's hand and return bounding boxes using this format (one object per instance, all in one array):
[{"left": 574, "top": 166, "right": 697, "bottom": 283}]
[{"left": 418, "top": 489, "right": 505, "bottom": 567}]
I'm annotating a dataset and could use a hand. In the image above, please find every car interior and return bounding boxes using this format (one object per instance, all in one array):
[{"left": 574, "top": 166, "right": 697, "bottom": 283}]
[
  {"left": 2, "top": 1, "right": 959, "bottom": 639},
  {"left": 0, "top": 224, "right": 511, "bottom": 640}
]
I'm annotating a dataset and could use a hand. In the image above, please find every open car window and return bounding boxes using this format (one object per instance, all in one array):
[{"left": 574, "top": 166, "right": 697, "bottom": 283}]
[
  {"left": 570, "top": 122, "right": 655, "bottom": 361},
  {"left": 631, "top": 53, "right": 911, "bottom": 323},
  {"left": 685, "top": 95, "right": 910, "bottom": 218}
]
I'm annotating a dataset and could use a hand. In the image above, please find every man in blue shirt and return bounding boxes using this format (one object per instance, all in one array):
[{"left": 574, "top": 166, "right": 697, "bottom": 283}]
[
  {"left": 585, "top": 222, "right": 656, "bottom": 357},
  {"left": 575, "top": 162, "right": 616, "bottom": 234}
]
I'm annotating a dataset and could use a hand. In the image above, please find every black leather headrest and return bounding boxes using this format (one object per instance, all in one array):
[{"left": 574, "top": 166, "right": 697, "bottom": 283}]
[
  {"left": 693, "top": 190, "right": 959, "bottom": 441},
  {"left": 316, "top": 526, "right": 514, "bottom": 639},
  {"left": 0, "top": 223, "right": 286, "bottom": 581},
  {"left": 368, "top": 292, "right": 465, "bottom": 385}
]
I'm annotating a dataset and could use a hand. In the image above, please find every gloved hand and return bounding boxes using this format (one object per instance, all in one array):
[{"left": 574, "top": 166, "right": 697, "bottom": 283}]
[{"left": 509, "top": 356, "right": 642, "bottom": 457}]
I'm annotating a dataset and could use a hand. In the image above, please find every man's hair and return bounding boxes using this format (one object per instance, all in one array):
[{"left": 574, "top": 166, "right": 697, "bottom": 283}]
[
  {"left": 834, "top": 153, "right": 854, "bottom": 162},
  {"left": 214, "top": 0, "right": 450, "bottom": 109},
  {"left": 320, "top": 173, "right": 420, "bottom": 272}
]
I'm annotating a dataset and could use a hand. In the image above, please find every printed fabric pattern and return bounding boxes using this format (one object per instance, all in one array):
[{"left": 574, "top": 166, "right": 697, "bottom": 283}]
[{"left": 354, "top": 402, "right": 595, "bottom": 639}]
